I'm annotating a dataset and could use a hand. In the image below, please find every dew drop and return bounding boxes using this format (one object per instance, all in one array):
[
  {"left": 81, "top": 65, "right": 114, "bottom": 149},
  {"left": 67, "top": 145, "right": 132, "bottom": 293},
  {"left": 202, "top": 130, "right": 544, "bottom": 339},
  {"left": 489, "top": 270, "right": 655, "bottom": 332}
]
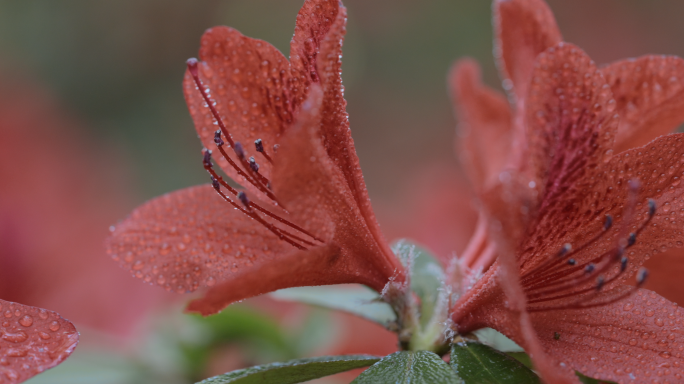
[
  {"left": 49, "top": 320, "right": 61, "bottom": 332},
  {"left": 18, "top": 315, "right": 33, "bottom": 327},
  {"left": 2, "top": 331, "right": 28, "bottom": 343}
]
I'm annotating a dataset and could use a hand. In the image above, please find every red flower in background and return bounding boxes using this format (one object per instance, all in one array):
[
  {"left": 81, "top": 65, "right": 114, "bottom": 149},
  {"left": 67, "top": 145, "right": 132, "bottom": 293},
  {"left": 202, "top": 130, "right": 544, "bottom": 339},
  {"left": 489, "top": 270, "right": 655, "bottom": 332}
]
[
  {"left": 0, "top": 300, "right": 77, "bottom": 383},
  {"left": 0, "top": 72, "right": 180, "bottom": 381},
  {"left": 0, "top": 75, "right": 171, "bottom": 337},
  {"left": 449, "top": 0, "right": 684, "bottom": 383},
  {"left": 107, "top": 0, "right": 405, "bottom": 316}
]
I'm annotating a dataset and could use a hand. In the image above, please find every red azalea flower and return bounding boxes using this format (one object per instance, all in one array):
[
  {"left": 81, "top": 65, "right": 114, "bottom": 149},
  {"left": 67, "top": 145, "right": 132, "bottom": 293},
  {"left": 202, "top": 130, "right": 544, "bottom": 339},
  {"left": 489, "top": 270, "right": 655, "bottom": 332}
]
[
  {"left": 0, "top": 76, "right": 173, "bottom": 338},
  {"left": 0, "top": 78, "right": 89, "bottom": 382},
  {"left": 107, "top": 0, "right": 405, "bottom": 316},
  {"left": 449, "top": 0, "right": 684, "bottom": 383},
  {"left": 0, "top": 300, "right": 78, "bottom": 384}
]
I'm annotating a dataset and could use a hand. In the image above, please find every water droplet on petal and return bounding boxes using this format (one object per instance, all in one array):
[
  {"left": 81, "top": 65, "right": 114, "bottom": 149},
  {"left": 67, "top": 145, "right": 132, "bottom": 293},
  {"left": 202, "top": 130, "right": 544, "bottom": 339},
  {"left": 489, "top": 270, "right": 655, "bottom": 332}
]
[{"left": 18, "top": 315, "right": 33, "bottom": 327}]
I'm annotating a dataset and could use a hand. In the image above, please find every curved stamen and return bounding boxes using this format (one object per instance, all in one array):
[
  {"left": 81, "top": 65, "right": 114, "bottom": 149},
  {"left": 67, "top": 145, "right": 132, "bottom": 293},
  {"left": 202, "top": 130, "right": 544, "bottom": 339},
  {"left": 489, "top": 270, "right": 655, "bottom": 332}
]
[
  {"left": 202, "top": 149, "right": 324, "bottom": 250},
  {"left": 188, "top": 58, "right": 280, "bottom": 206},
  {"left": 521, "top": 214, "right": 613, "bottom": 283},
  {"left": 525, "top": 200, "right": 655, "bottom": 292},
  {"left": 255, "top": 139, "right": 273, "bottom": 164},
  {"left": 527, "top": 268, "right": 648, "bottom": 313}
]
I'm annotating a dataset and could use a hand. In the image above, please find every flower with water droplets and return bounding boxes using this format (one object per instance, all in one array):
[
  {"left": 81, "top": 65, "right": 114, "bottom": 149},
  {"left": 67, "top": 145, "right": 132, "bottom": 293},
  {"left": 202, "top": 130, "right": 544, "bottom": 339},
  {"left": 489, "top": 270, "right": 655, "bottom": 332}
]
[
  {"left": 448, "top": 0, "right": 684, "bottom": 382},
  {"left": 0, "top": 300, "right": 78, "bottom": 384},
  {"left": 106, "top": 0, "right": 406, "bottom": 316}
]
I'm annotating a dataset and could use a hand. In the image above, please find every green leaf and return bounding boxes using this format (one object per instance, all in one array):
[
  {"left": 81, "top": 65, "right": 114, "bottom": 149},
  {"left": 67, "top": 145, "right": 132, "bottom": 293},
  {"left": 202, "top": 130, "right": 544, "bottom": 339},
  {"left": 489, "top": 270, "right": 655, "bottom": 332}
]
[
  {"left": 270, "top": 286, "right": 396, "bottom": 326},
  {"left": 184, "top": 306, "right": 298, "bottom": 381},
  {"left": 198, "top": 355, "right": 381, "bottom": 384},
  {"left": 352, "top": 351, "right": 462, "bottom": 384},
  {"left": 576, "top": 372, "right": 617, "bottom": 384},
  {"left": 450, "top": 341, "right": 540, "bottom": 384},
  {"left": 392, "top": 239, "right": 445, "bottom": 328}
]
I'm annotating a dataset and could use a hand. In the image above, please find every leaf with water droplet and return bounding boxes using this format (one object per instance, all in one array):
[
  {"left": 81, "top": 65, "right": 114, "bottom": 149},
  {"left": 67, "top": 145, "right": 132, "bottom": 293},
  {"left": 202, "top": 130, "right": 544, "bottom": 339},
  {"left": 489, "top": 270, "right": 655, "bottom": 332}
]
[
  {"left": 197, "top": 355, "right": 380, "bottom": 383},
  {"left": 450, "top": 341, "right": 540, "bottom": 384},
  {"left": 270, "top": 285, "right": 396, "bottom": 327},
  {"left": 352, "top": 350, "right": 462, "bottom": 384}
]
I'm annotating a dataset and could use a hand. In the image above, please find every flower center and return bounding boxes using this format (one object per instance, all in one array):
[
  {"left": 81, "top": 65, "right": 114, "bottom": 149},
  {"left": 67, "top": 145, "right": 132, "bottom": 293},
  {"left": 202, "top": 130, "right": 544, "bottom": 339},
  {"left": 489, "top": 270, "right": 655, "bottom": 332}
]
[
  {"left": 518, "top": 183, "right": 655, "bottom": 313},
  {"left": 187, "top": 58, "right": 323, "bottom": 251}
]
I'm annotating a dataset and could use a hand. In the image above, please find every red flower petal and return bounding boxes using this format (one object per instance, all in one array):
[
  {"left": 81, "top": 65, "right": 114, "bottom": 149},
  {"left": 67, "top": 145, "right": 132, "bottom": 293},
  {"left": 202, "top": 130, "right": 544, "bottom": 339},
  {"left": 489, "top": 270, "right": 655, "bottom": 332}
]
[
  {"left": 595, "top": 133, "right": 684, "bottom": 283},
  {"left": 450, "top": 58, "right": 513, "bottom": 192},
  {"left": 108, "top": 88, "right": 402, "bottom": 316},
  {"left": 494, "top": 0, "right": 562, "bottom": 104},
  {"left": 290, "top": 0, "right": 342, "bottom": 85},
  {"left": 107, "top": 185, "right": 297, "bottom": 295},
  {"left": 525, "top": 43, "right": 618, "bottom": 216},
  {"left": 272, "top": 85, "right": 404, "bottom": 290},
  {"left": 302, "top": 3, "right": 398, "bottom": 268},
  {"left": 602, "top": 55, "right": 684, "bottom": 153},
  {"left": 182, "top": 26, "right": 292, "bottom": 201},
  {"left": 107, "top": 184, "right": 378, "bottom": 316},
  {"left": 529, "top": 288, "right": 684, "bottom": 383},
  {"left": 451, "top": 263, "right": 578, "bottom": 383},
  {"left": 0, "top": 300, "right": 78, "bottom": 383},
  {"left": 182, "top": 0, "right": 345, "bottom": 202},
  {"left": 642, "top": 248, "right": 684, "bottom": 305}
]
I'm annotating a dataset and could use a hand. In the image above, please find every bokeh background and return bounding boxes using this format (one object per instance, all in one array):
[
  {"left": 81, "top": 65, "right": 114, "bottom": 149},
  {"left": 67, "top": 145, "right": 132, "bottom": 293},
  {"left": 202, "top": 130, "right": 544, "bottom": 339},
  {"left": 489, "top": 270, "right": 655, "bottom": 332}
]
[{"left": 0, "top": 0, "right": 682, "bottom": 382}]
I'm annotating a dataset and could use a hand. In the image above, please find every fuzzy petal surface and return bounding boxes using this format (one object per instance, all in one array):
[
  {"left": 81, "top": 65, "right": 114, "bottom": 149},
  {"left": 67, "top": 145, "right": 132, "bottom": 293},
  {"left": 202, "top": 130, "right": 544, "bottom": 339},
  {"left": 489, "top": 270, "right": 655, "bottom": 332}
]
[
  {"left": 451, "top": 58, "right": 513, "bottom": 192},
  {"left": 0, "top": 300, "right": 78, "bottom": 383},
  {"left": 494, "top": 0, "right": 562, "bottom": 104},
  {"left": 602, "top": 55, "right": 684, "bottom": 153}
]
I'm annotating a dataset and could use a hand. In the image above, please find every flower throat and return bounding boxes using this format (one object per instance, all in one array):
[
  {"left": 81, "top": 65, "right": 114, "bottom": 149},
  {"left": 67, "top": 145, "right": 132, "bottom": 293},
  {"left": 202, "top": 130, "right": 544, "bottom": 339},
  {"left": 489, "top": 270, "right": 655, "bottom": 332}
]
[
  {"left": 187, "top": 58, "right": 323, "bottom": 251},
  {"left": 520, "top": 182, "right": 654, "bottom": 313}
]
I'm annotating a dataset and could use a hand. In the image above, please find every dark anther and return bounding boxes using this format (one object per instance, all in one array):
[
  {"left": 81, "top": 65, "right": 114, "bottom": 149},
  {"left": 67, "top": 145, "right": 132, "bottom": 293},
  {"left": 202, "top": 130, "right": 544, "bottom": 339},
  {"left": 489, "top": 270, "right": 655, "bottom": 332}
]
[
  {"left": 567, "top": 258, "right": 576, "bottom": 266},
  {"left": 585, "top": 263, "right": 595, "bottom": 274},
  {"left": 637, "top": 267, "right": 649, "bottom": 286},
  {"left": 255, "top": 139, "right": 264, "bottom": 153},
  {"left": 620, "top": 256, "right": 628, "bottom": 272},
  {"left": 234, "top": 142, "right": 245, "bottom": 160},
  {"left": 648, "top": 199, "right": 656, "bottom": 217},
  {"left": 237, "top": 191, "right": 250, "bottom": 209},
  {"left": 558, "top": 243, "right": 572, "bottom": 257},
  {"left": 186, "top": 58, "right": 199, "bottom": 76},
  {"left": 554, "top": 332, "right": 560, "bottom": 340},
  {"left": 203, "top": 149, "right": 213, "bottom": 168},
  {"left": 596, "top": 276, "right": 605, "bottom": 291},
  {"left": 249, "top": 156, "right": 259, "bottom": 172},
  {"left": 627, "top": 233, "right": 636, "bottom": 247},
  {"left": 604, "top": 214, "right": 613, "bottom": 231},
  {"left": 214, "top": 130, "right": 224, "bottom": 146},
  {"left": 210, "top": 176, "right": 220, "bottom": 191}
]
